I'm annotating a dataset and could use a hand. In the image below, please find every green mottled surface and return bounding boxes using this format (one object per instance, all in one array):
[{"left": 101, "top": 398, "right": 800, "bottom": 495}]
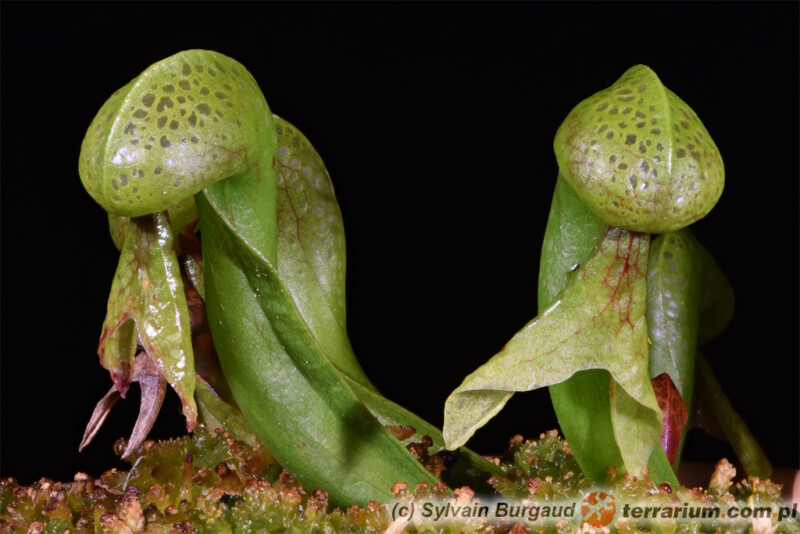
[
  {"left": 79, "top": 50, "right": 276, "bottom": 218},
  {"left": 273, "top": 118, "right": 369, "bottom": 387},
  {"left": 80, "top": 50, "right": 280, "bottom": 438},
  {"left": 554, "top": 65, "right": 724, "bottom": 233}
]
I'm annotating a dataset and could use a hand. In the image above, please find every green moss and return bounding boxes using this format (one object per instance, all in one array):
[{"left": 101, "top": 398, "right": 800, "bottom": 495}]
[{"left": 1, "top": 427, "right": 795, "bottom": 533}]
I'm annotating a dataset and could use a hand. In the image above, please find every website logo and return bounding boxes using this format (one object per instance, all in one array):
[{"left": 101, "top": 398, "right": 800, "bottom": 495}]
[{"left": 581, "top": 491, "right": 616, "bottom": 527}]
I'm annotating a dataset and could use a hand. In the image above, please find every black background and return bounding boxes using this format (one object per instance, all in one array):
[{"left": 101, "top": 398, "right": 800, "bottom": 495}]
[{"left": 2, "top": 3, "right": 798, "bottom": 485}]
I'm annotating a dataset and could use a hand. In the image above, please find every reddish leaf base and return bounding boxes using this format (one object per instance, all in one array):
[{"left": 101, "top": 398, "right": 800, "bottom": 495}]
[{"left": 651, "top": 373, "right": 688, "bottom": 464}]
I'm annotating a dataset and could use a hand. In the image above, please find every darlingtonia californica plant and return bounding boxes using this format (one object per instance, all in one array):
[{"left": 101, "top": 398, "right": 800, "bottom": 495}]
[
  {"left": 78, "top": 50, "right": 498, "bottom": 507},
  {"left": 77, "top": 54, "right": 769, "bottom": 505},
  {"left": 444, "top": 65, "right": 769, "bottom": 485}
]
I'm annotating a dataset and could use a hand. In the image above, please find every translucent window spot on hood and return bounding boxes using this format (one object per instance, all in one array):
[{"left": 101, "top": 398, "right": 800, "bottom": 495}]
[{"left": 112, "top": 147, "right": 128, "bottom": 165}]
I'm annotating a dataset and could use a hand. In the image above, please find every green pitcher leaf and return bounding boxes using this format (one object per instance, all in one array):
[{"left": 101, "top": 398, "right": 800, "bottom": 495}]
[
  {"left": 273, "top": 117, "right": 372, "bottom": 389},
  {"left": 646, "top": 227, "right": 734, "bottom": 393},
  {"left": 342, "top": 375, "right": 503, "bottom": 491},
  {"left": 548, "top": 371, "right": 623, "bottom": 482},
  {"left": 539, "top": 177, "right": 629, "bottom": 483},
  {"left": 647, "top": 230, "right": 704, "bottom": 404},
  {"left": 81, "top": 50, "right": 502, "bottom": 503},
  {"left": 99, "top": 211, "right": 197, "bottom": 427},
  {"left": 78, "top": 51, "right": 277, "bottom": 220},
  {"left": 540, "top": 179, "right": 679, "bottom": 483},
  {"left": 695, "top": 353, "right": 772, "bottom": 479},
  {"left": 271, "top": 118, "right": 500, "bottom": 488},
  {"left": 647, "top": 228, "right": 736, "bottom": 469},
  {"left": 553, "top": 65, "right": 724, "bottom": 234},
  {"left": 696, "top": 248, "right": 735, "bottom": 347},
  {"left": 197, "top": 185, "right": 438, "bottom": 506},
  {"left": 195, "top": 376, "right": 259, "bottom": 446},
  {"left": 537, "top": 175, "right": 607, "bottom": 311},
  {"left": 200, "top": 118, "right": 498, "bottom": 500},
  {"left": 608, "top": 377, "right": 666, "bottom": 478},
  {"left": 444, "top": 225, "right": 662, "bottom": 479},
  {"left": 541, "top": 65, "right": 733, "bottom": 482}
]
